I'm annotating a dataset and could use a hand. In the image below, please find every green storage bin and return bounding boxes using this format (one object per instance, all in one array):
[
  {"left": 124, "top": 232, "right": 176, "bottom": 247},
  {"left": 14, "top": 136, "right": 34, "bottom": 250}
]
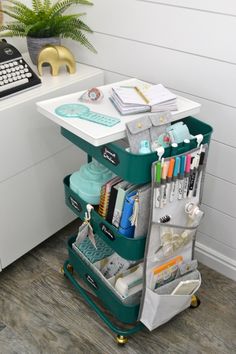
[
  {"left": 61, "top": 116, "right": 213, "bottom": 184},
  {"left": 67, "top": 236, "right": 140, "bottom": 324},
  {"left": 64, "top": 175, "right": 146, "bottom": 261}
]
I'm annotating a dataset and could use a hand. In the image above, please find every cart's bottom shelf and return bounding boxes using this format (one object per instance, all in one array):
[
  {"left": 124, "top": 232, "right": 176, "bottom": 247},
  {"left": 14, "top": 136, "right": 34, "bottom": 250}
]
[
  {"left": 64, "top": 237, "right": 201, "bottom": 340},
  {"left": 66, "top": 236, "right": 141, "bottom": 325}
]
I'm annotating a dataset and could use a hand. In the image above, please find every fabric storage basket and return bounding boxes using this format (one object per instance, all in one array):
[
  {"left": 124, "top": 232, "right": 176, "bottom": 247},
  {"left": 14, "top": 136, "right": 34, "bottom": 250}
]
[
  {"left": 67, "top": 236, "right": 141, "bottom": 324},
  {"left": 72, "top": 239, "right": 142, "bottom": 306}
]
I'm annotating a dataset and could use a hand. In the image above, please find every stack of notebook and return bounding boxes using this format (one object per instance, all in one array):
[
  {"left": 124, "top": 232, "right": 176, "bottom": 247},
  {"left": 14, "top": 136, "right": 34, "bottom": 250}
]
[
  {"left": 98, "top": 177, "right": 138, "bottom": 238},
  {"left": 110, "top": 82, "right": 177, "bottom": 115},
  {"left": 98, "top": 176, "right": 121, "bottom": 218}
]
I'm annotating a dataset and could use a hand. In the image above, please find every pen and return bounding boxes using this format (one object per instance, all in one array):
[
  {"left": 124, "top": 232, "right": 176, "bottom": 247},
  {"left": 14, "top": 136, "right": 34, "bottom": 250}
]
[
  {"left": 134, "top": 86, "right": 149, "bottom": 104},
  {"left": 119, "top": 85, "right": 149, "bottom": 104},
  {"left": 170, "top": 156, "right": 180, "bottom": 202},
  {"left": 193, "top": 151, "right": 205, "bottom": 197},
  {"left": 160, "top": 160, "right": 169, "bottom": 208},
  {"left": 178, "top": 155, "right": 186, "bottom": 200},
  {"left": 165, "top": 158, "right": 175, "bottom": 204},
  {"left": 155, "top": 161, "right": 162, "bottom": 208},
  {"left": 183, "top": 154, "right": 191, "bottom": 198}
]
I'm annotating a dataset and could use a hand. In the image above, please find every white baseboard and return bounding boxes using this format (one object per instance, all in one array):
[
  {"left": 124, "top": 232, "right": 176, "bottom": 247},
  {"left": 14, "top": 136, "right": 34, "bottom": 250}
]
[{"left": 195, "top": 241, "right": 236, "bottom": 281}]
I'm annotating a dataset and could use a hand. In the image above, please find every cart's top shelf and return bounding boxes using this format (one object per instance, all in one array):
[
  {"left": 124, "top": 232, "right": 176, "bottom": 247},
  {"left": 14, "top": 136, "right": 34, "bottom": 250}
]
[{"left": 37, "top": 78, "right": 201, "bottom": 147}]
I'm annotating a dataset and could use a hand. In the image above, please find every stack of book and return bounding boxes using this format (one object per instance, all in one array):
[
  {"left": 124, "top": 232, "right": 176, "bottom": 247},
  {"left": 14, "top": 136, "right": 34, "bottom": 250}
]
[{"left": 110, "top": 81, "right": 177, "bottom": 115}]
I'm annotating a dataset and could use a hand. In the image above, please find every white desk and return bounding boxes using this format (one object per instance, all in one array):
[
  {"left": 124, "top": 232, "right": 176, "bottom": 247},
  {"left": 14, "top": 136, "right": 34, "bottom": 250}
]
[
  {"left": 37, "top": 78, "right": 201, "bottom": 146},
  {"left": 0, "top": 57, "right": 103, "bottom": 270}
]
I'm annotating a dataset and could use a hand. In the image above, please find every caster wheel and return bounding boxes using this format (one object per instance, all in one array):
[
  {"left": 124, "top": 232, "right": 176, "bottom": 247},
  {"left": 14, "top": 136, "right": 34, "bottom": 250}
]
[
  {"left": 66, "top": 264, "right": 74, "bottom": 274},
  {"left": 116, "top": 335, "right": 128, "bottom": 346},
  {"left": 60, "top": 266, "right": 65, "bottom": 275},
  {"left": 190, "top": 295, "right": 201, "bottom": 308}
]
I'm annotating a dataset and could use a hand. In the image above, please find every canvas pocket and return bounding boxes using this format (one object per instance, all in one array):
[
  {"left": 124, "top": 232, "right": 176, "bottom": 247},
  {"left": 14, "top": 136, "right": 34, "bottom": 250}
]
[{"left": 140, "top": 270, "right": 201, "bottom": 330}]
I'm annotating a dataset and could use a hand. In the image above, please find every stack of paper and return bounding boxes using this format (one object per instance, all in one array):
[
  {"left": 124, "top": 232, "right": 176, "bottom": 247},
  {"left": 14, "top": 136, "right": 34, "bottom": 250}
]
[{"left": 110, "top": 82, "right": 177, "bottom": 115}]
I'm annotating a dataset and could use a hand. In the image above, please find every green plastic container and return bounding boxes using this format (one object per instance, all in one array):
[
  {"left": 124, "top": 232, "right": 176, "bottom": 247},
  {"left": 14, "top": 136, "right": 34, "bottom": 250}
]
[
  {"left": 61, "top": 116, "right": 213, "bottom": 184},
  {"left": 64, "top": 175, "right": 146, "bottom": 261},
  {"left": 67, "top": 235, "right": 140, "bottom": 324}
]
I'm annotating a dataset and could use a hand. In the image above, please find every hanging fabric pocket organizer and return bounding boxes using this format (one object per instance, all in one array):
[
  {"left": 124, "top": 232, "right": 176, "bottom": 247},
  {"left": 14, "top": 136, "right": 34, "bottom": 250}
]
[{"left": 139, "top": 144, "right": 208, "bottom": 331}]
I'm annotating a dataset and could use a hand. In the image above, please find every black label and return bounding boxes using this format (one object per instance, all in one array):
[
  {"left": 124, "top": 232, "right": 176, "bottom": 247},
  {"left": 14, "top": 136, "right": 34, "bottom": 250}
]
[
  {"left": 101, "top": 146, "right": 120, "bottom": 166},
  {"left": 69, "top": 196, "right": 82, "bottom": 212},
  {"left": 100, "top": 223, "right": 115, "bottom": 241},
  {"left": 85, "top": 274, "right": 98, "bottom": 290}
]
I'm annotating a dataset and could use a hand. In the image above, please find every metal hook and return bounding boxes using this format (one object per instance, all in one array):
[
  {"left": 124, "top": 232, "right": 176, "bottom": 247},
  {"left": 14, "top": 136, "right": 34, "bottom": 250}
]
[
  {"left": 156, "top": 146, "right": 165, "bottom": 161},
  {"left": 195, "top": 134, "right": 203, "bottom": 148},
  {"left": 86, "top": 204, "right": 94, "bottom": 221}
]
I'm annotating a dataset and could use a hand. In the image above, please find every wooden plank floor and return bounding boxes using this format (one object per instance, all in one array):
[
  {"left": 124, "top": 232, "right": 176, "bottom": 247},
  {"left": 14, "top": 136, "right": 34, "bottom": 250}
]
[{"left": 0, "top": 220, "right": 235, "bottom": 354}]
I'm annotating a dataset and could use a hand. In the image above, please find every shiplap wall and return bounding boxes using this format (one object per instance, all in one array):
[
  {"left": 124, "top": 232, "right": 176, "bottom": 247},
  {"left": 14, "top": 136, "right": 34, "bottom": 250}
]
[{"left": 65, "top": 0, "right": 236, "bottom": 280}]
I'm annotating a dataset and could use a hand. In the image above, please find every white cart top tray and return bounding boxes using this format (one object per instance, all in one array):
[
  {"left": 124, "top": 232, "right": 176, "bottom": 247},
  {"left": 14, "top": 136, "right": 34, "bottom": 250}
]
[{"left": 37, "top": 78, "right": 201, "bottom": 147}]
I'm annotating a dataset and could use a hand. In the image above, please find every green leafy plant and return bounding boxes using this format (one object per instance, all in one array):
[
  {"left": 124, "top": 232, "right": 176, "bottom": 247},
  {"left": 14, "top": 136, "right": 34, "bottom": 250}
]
[{"left": 0, "top": 0, "right": 96, "bottom": 52}]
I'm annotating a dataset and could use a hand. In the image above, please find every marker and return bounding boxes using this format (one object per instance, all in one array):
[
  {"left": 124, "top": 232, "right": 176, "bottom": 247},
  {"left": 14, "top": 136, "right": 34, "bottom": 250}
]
[
  {"left": 170, "top": 156, "right": 180, "bottom": 202},
  {"left": 165, "top": 158, "right": 175, "bottom": 204},
  {"left": 178, "top": 155, "right": 186, "bottom": 199},
  {"left": 183, "top": 154, "right": 191, "bottom": 198},
  {"left": 155, "top": 161, "right": 162, "bottom": 207},
  {"left": 160, "top": 160, "right": 169, "bottom": 208},
  {"left": 187, "top": 154, "right": 199, "bottom": 198},
  {"left": 193, "top": 151, "right": 205, "bottom": 196},
  {"left": 188, "top": 154, "right": 200, "bottom": 198}
]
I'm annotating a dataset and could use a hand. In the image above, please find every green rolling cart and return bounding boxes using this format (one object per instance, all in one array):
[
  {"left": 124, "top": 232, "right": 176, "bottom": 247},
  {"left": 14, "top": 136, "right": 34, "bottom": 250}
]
[{"left": 61, "top": 116, "right": 212, "bottom": 345}]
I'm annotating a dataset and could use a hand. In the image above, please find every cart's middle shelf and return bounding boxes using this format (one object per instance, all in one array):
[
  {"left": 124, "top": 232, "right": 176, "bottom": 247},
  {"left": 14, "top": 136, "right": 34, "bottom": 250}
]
[{"left": 64, "top": 175, "right": 146, "bottom": 261}]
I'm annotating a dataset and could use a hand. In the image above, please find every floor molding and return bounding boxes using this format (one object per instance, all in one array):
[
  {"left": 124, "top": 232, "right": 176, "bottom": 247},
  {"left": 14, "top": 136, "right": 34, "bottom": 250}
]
[{"left": 195, "top": 241, "right": 236, "bottom": 281}]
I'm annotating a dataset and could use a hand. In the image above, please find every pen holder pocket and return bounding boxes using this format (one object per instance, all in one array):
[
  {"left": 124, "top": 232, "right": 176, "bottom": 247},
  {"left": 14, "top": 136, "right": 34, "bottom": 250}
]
[
  {"left": 126, "top": 116, "right": 152, "bottom": 154},
  {"left": 151, "top": 144, "right": 209, "bottom": 209},
  {"left": 148, "top": 199, "right": 203, "bottom": 261},
  {"left": 148, "top": 222, "right": 199, "bottom": 261},
  {"left": 140, "top": 270, "right": 201, "bottom": 331}
]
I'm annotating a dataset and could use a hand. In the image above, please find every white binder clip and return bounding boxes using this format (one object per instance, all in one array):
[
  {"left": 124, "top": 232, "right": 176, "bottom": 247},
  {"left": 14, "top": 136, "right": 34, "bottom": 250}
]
[{"left": 195, "top": 134, "right": 203, "bottom": 148}]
